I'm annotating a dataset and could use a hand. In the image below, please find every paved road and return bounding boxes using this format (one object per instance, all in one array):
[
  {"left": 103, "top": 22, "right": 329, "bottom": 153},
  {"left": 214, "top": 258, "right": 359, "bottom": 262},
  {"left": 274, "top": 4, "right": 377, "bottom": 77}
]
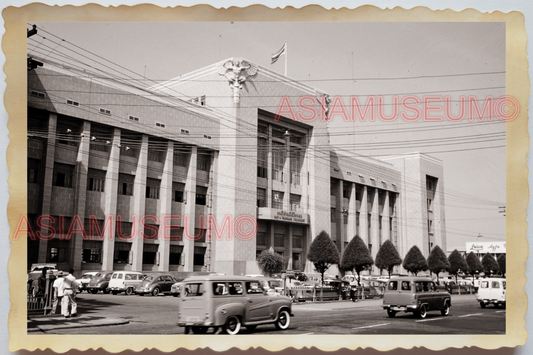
[{"left": 33, "top": 292, "right": 504, "bottom": 335}]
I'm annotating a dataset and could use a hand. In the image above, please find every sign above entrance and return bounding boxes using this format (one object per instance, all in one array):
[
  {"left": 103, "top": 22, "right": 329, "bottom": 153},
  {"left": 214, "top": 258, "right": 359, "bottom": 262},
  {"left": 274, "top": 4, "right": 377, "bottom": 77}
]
[
  {"left": 257, "top": 207, "right": 310, "bottom": 225},
  {"left": 465, "top": 241, "right": 506, "bottom": 254}
]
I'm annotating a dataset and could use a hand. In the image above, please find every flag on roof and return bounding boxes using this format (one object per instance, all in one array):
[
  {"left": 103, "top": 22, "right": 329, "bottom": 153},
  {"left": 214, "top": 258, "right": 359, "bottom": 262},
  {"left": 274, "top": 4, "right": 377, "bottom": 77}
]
[{"left": 271, "top": 44, "right": 286, "bottom": 64}]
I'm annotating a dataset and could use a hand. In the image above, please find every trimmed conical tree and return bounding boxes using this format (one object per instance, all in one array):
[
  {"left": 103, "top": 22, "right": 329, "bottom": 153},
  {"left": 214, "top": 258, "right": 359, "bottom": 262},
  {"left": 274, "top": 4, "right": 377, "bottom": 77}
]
[
  {"left": 402, "top": 245, "right": 428, "bottom": 276},
  {"left": 481, "top": 253, "right": 500, "bottom": 277},
  {"left": 448, "top": 249, "right": 468, "bottom": 284},
  {"left": 428, "top": 245, "right": 450, "bottom": 283},
  {"left": 256, "top": 247, "right": 284, "bottom": 277},
  {"left": 340, "top": 235, "right": 374, "bottom": 286},
  {"left": 307, "top": 230, "right": 340, "bottom": 288},
  {"left": 497, "top": 254, "right": 506, "bottom": 277},
  {"left": 375, "top": 240, "right": 402, "bottom": 277},
  {"left": 466, "top": 252, "right": 483, "bottom": 277}
]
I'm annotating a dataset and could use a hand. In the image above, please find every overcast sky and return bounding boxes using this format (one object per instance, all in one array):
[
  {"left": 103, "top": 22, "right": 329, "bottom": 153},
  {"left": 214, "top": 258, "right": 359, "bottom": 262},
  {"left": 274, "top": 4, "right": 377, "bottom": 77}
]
[{"left": 28, "top": 21, "right": 507, "bottom": 250}]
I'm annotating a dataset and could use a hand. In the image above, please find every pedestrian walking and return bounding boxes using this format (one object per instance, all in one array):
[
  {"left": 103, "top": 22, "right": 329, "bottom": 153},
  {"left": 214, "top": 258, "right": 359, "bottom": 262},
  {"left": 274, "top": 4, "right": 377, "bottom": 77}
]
[
  {"left": 50, "top": 272, "right": 64, "bottom": 315},
  {"left": 61, "top": 269, "right": 78, "bottom": 318},
  {"left": 37, "top": 268, "right": 48, "bottom": 295},
  {"left": 350, "top": 282, "right": 358, "bottom": 302}
]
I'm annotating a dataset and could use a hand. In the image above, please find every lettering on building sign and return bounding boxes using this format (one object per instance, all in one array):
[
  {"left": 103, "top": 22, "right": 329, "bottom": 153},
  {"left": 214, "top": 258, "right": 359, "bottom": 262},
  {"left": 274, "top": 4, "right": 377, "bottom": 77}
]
[
  {"left": 274, "top": 211, "right": 306, "bottom": 223},
  {"left": 469, "top": 244, "right": 484, "bottom": 251}
]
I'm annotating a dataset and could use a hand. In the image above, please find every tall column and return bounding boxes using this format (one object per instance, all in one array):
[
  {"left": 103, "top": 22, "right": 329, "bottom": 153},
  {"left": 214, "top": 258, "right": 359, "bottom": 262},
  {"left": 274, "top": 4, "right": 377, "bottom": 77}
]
[
  {"left": 158, "top": 141, "right": 174, "bottom": 271},
  {"left": 336, "top": 180, "right": 343, "bottom": 254},
  {"left": 38, "top": 113, "right": 57, "bottom": 263},
  {"left": 101, "top": 128, "right": 120, "bottom": 270},
  {"left": 346, "top": 183, "right": 356, "bottom": 243},
  {"left": 284, "top": 136, "right": 291, "bottom": 210},
  {"left": 370, "top": 188, "right": 380, "bottom": 260},
  {"left": 382, "top": 191, "right": 391, "bottom": 243},
  {"left": 131, "top": 135, "right": 149, "bottom": 270},
  {"left": 266, "top": 126, "right": 273, "bottom": 208},
  {"left": 70, "top": 121, "right": 91, "bottom": 271},
  {"left": 359, "top": 185, "right": 369, "bottom": 244},
  {"left": 183, "top": 146, "right": 197, "bottom": 271},
  {"left": 205, "top": 151, "right": 217, "bottom": 272}
]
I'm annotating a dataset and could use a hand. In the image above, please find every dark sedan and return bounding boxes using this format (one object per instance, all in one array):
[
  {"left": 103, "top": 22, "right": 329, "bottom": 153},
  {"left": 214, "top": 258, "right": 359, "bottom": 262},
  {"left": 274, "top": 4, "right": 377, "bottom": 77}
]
[{"left": 135, "top": 274, "right": 177, "bottom": 296}]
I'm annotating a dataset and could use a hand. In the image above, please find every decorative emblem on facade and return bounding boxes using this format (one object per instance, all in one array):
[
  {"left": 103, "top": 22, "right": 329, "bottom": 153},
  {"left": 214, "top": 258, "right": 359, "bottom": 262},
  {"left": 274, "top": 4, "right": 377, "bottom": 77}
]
[{"left": 217, "top": 59, "right": 258, "bottom": 104}]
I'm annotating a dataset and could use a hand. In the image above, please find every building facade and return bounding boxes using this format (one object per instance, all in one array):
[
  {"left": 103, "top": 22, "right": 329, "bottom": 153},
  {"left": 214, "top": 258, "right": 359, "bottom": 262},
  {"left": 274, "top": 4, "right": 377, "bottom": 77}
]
[{"left": 27, "top": 57, "right": 446, "bottom": 277}]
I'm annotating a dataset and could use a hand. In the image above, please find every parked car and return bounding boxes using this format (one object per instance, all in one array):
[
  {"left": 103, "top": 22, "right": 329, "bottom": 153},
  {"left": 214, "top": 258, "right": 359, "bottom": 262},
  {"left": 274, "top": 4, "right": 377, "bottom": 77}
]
[
  {"left": 76, "top": 271, "right": 99, "bottom": 293},
  {"left": 135, "top": 274, "right": 178, "bottom": 296},
  {"left": 108, "top": 271, "right": 144, "bottom": 295},
  {"left": 476, "top": 278, "right": 506, "bottom": 308},
  {"left": 27, "top": 263, "right": 58, "bottom": 295},
  {"left": 177, "top": 275, "right": 293, "bottom": 334},
  {"left": 382, "top": 276, "right": 451, "bottom": 319},
  {"left": 86, "top": 271, "right": 113, "bottom": 294},
  {"left": 171, "top": 280, "right": 184, "bottom": 297}
]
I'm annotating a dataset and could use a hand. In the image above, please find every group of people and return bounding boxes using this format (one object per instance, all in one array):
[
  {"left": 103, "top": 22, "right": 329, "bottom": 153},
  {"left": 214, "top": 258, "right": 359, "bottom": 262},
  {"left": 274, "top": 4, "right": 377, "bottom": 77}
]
[{"left": 49, "top": 269, "right": 78, "bottom": 318}]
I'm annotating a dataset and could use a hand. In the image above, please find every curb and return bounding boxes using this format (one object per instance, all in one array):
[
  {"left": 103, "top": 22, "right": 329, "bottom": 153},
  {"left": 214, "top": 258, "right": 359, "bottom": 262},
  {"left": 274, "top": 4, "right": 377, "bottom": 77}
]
[{"left": 28, "top": 316, "right": 130, "bottom": 332}]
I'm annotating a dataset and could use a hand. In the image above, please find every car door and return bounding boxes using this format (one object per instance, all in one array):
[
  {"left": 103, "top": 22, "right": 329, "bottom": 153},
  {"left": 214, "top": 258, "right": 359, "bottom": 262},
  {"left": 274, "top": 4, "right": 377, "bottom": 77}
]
[
  {"left": 244, "top": 280, "right": 272, "bottom": 322},
  {"left": 162, "top": 276, "right": 174, "bottom": 292},
  {"left": 489, "top": 280, "right": 502, "bottom": 300}
]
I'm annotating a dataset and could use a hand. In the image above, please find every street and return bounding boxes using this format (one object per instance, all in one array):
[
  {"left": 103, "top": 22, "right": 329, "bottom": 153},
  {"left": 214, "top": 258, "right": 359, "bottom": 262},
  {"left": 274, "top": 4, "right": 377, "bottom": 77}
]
[{"left": 28, "top": 292, "right": 505, "bottom": 335}]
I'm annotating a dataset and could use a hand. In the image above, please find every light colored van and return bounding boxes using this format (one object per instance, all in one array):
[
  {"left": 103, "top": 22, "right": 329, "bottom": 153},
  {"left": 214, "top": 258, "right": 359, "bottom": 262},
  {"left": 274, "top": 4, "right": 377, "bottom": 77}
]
[
  {"left": 108, "top": 271, "right": 144, "bottom": 295},
  {"left": 178, "top": 275, "right": 293, "bottom": 335},
  {"left": 476, "top": 278, "right": 506, "bottom": 308}
]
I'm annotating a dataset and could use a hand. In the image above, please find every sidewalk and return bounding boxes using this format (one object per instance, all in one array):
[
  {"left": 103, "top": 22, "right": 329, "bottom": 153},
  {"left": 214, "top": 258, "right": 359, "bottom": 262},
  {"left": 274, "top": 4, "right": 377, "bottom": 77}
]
[{"left": 27, "top": 314, "right": 129, "bottom": 333}]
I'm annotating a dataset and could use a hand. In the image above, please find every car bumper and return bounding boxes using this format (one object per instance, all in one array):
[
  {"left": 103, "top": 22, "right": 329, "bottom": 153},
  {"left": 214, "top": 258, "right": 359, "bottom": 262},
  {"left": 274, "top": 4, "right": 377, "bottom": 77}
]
[{"left": 383, "top": 304, "right": 420, "bottom": 312}]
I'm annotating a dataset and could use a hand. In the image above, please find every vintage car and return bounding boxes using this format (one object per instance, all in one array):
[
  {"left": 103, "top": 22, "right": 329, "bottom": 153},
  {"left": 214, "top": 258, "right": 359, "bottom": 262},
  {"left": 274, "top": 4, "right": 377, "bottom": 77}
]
[
  {"left": 86, "top": 271, "right": 113, "bottom": 294},
  {"left": 108, "top": 271, "right": 144, "bottom": 295},
  {"left": 76, "top": 271, "right": 99, "bottom": 292},
  {"left": 177, "top": 275, "right": 293, "bottom": 335},
  {"left": 476, "top": 278, "right": 506, "bottom": 308},
  {"left": 382, "top": 276, "right": 451, "bottom": 319},
  {"left": 171, "top": 280, "right": 184, "bottom": 297},
  {"left": 135, "top": 274, "right": 178, "bottom": 296}
]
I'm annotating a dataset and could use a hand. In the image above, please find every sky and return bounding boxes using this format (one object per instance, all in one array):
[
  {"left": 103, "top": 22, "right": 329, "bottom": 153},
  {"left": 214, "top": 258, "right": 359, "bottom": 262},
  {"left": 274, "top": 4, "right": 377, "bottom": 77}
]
[{"left": 27, "top": 21, "right": 507, "bottom": 250}]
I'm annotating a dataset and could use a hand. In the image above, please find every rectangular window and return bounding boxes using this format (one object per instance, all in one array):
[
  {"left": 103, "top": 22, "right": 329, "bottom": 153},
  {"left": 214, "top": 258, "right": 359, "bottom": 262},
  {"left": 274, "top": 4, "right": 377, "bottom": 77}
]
[
  {"left": 258, "top": 125, "right": 268, "bottom": 135},
  {"left": 114, "top": 242, "right": 132, "bottom": 264},
  {"left": 274, "top": 233, "right": 285, "bottom": 248},
  {"left": 31, "top": 90, "right": 45, "bottom": 98},
  {"left": 66, "top": 99, "right": 79, "bottom": 106},
  {"left": 146, "top": 178, "right": 161, "bottom": 199},
  {"left": 118, "top": 173, "right": 134, "bottom": 196},
  {"left": 129, "top": 115, "right": 140, "bottom": 122},
  {"left": 272, "top": 141, "right": 285, "bottom": 181},
  {"left": 197, "top": 155, "right": 210, "bottom": 172},
  {"left": 290, "top": 148, "right": 301, "bottom": 185},
  {"left": 196, "top": 185, "right": 207, "bottom": 206},
  {"left": 142, "top": 244, "right": 159, "bottom": 265},
  {"left": 427, "top": 198, "right": 433, "bottom": 211},
  {"left": 290, "top": 194, "right": 301, "bottom": 212},
  {"left": 99, "top": 108, "right": 111, "bottom": 115},
  {"left": 257, "top": 137, "right": 268, "bottom": 178},
  {"left": 28, "top": 158, "right": 41, "bottom": 183},
  {"left": 292, "top": 235, "right": 302, "bottom": 249},
  {"left": 368, "top": 243, "right": 372, "bottom": 255},
  {"left": 84, "top": 218, "right": 105, "bottom": 238},
  {"left": 143, "top": 224, "right": 159, "bottom": 240},
  {"left": 256, "top": 231, "right": 267, "bottom": 246},
  {"left": 194, "top": 228, "right": 206, "bottom": 243},
  {"left": 173, "top": 182, "right": 185, "bottom": 203},
  {"left": 272, "top": 191, "right": 284, "bottom": 209},
  {"left": 257, "top": 188, "right": 266, "bottom": 207},
  {"left": 356, "top": 212, "right": 360, "bottom": 235},
  {"left": 87, "top": 168, "right": 106, "bottom": 192},
  {"left": 331, "top": 208, "right": 336, "bottom": 223},
  {"left": 343, "top": 212, "right": 348, "bottom": 225},
  {"left": 115, "top": 221, "right": 133, "bottom": 240},
  {"left": 52, "top": 163, "right": 74, "bottom": 188},
  {"left": 292, "top": 253, "right": 301, "bottom": 270},
  {"left": 343, "top": 188, "right": 349, "bottom": 199},
  {"left": 155, "top": 122, "right": 166, "bottom": 128},
  {"left": 169, "top": 245, "right": 183, "bottom": 265},
  {"left": 181, "top": 129, "right": 190, "bottom": 135},
  {"left": 173, "top": 151, "right": 189, "bottom": 167},
  {"left": 82, "top": 240, "right": 102, "bottom": 263},
  {"left": 193, "top": 246, "right": 205, "bottom": 268},
  {"left": 148, "top": 150, "right": 162, "bottom": 162}
]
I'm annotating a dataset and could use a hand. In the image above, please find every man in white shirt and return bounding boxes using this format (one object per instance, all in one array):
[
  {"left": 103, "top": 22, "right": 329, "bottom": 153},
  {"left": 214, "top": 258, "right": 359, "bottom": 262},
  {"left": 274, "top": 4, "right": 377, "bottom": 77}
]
[
  {"left": 61, "top": 269, "right": 78, "bottom": 318},
  {"left": 50, "top": 272, "right": 64, "bottom": 315}
]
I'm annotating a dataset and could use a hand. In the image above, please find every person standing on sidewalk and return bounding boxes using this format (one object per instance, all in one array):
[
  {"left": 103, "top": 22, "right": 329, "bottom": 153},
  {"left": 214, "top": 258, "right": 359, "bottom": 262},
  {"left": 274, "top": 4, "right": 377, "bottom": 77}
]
[
  {"left": 350, "top": 281, "right": 358, "bottom": 302},
  {"left": 61, "top": 269, "right": 78, "bottom": 318},
  {"left": 50, "top": 272, "right": 65, "bottom": 315}
]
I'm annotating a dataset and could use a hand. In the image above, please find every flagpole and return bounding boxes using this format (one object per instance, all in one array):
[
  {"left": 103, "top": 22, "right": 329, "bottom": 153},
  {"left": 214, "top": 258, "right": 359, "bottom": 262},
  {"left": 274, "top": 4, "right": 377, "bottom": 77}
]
[{"left": 284, "top": 42, "right": 287, "bottom": 77}]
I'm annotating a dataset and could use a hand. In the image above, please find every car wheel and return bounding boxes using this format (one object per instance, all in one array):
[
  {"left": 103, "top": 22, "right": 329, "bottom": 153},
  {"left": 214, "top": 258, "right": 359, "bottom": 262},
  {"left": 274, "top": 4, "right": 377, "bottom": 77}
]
[
  {"left": 138, "top": 293, "right": 144, "bottom": 296},
  {"left": 173, "top": 294, "right": 178, "bottom": 297},
  {"left": 246, "top": 325, "right": 257, "bottom": 332},
  {"left": 441, "top": 302, "right": 450, "bottom": 316},
  {"left": 191, "top": 326, "right": 208, "bottom": 334},
  {"left": 275, "top": 309, "right": 291, "bottom": 330},
  {"left": 387, "top": 309, "right": 397, "bottom": 318},
  {"left": 112, "top": 291, "right": 118, "bottom": 295},
  {"left": 125, "top": 287, "right": 134, "bottom": 296},
  {"left": 90, "top": 289, "right": 98, "bottom": 294},
  {"left": 152, "top": 287, "right": 160, "bottom": 296},
  {"left": 480, "top": 302, "right": 486, "bottom": 308},
  {"left": 224, "top": 316, "right": 241, "bottom": 335},
  {"left": 417, "top": 305, "right": 427, "bottom": 319}
]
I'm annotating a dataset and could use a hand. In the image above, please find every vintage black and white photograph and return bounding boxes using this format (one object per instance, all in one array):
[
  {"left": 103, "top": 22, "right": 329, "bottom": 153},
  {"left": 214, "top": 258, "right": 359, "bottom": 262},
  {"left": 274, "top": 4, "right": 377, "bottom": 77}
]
[{"left": 23, "top": 18, "right": 513, "bottom": 341}]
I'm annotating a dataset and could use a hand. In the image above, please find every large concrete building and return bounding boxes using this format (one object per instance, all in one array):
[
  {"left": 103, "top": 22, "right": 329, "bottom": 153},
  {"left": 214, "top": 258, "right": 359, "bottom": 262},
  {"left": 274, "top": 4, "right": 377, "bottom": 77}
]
[{"left": 27, "top": 56, "right": 446, "bottom": 277}]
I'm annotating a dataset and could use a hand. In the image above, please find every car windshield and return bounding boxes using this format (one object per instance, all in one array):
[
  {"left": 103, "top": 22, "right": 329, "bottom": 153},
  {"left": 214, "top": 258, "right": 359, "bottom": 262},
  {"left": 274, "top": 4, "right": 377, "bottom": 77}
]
[
  {"left": 143, "top": 276, "right": 154, "bottom": 281},
  {"left": 185, "top": 283, "right": 204, "bottom": 297}
]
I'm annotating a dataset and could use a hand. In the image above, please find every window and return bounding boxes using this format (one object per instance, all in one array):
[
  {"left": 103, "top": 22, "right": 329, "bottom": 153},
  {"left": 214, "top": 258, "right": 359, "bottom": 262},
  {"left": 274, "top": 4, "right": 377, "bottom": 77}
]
[
  {"left": 343, "top": 212, "right": 348, "bottom": 225},
  {"left": 82, "top": 241, "right": 102, "bottom": 263},
  {"left": 292, "top": 253, "right": 301, "bottom": 270},
  {"left": 331, "top": 208, "right": 336, "bottom": 223},
  {"left": 257, "top": 188, "right": 266, "bottom": 207},
  {"left": 194, "top": 228, "right": 206, "bottom": 243},
  {"left": 197, "top": 155, "right": 210, "bottom": 172},
  {"left": 155, "top": 122, "right": 166, "bottom": 128},
  {"left": 388, "top": 281, "right": 398, "bottom": 291},
  {"left": 356, "top": 212, "right": 360, "bottom": 235},
  {"left": 143, "top": 223, "right": 159, "bottom": 240},
  {"left": 228, "top": 282, "right": 243, "bottom": 295},
  {"left": 213, "top": 282, "right": 228, "bottom": 295},
  {"left": 258, "top": 125, "right": 268, "bottom": 135},
  {"left": 173, "top": 182, "right": 185, "bottom": 203},
  {"left": 53, "top": 163, "right": 74, "bottom": 188},
  {"left": 274, "top": 233, "right": 285, "bottom": 247},
  {"left": 257, "top": 231, "right": 267, "bottom": 246},
  {"left": 118, "top": 173, "right": 134, "bottom": 196},
  {"left": 146, "top": 178, "right": 161, "bottom": 199},
  {"left": 427, "top": 199, "right": 433, "bottom": 211},
  {"left": 428, "top": 220, "right": 433, "bottom": 234},
  {"left": 272, "top": 141, "right": 285, "bottom": 181},
  {"left": 84, "top": 218, "right": 106, "bottom": 238},
  {"left": 114, "top": 242, "right": 132, "bottom": 264},
  {"left": 196, "top": 185, "right": 207, "bottom": 206},
  {"left": 292, "top": 235, "right": 302, "bottom": 249},
  {"left": 128, "top": 115, "right": 139, "bottom": 122},
  {"left": 184, "top": 283, "right": 204, "bottom": 297},
  {"left": 169, "top": 245, "right": 183, "bottom": 265},
  {"left": 245, "top": 281, "right": 264, "bottom": 294},
  {"left": 193, "top": 246, "right": 205, "bottom": 269},
  {"left": 272, "top": 191, "right": 283, "bottom": 209},
  {"left": 290, "top": 194, "right": 301, "bottom": 212},
  {"left": 142, "top": 244, "right": 159, "bottom": 265},
  {"left": 343, "top": 189, "right": 349, "bottom": 199},
  {"left": 174, "top": 151, "right": 189, "bottom": 167},
  {"left": 87, "top": 168, "right": 106, "bottom": 192},
  {"left": 28, "top": 158, "right": 41, "bottom": 183},
  {"left": 31, "top": 90, "right": 45, "bottom": 98},
  {"left": 368, "top": 243, "right": 372, "bottom": 255},
  {"left": 148, "top": 149, "right": 162, "bottom": 162},
  {"left": 181, "top": 129, "right": 190, "bottom": 135},
  {"left": 401, "top": 281, "right": 411, "bottom": 291},
  {"left": 99, "top": 108, "right": 111, "bottom": 115},
  {"left": 257, "top": 137, "right": 268, "bottom": 178},
  {"left": 115, "top": 221, "right": 133, "bottom": 240},
  {"left": 66, "top": 99, "right": 79, "bottom": 106},
  {"left": 290, "top": 149, "right": 301, "bottom": 185}
]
